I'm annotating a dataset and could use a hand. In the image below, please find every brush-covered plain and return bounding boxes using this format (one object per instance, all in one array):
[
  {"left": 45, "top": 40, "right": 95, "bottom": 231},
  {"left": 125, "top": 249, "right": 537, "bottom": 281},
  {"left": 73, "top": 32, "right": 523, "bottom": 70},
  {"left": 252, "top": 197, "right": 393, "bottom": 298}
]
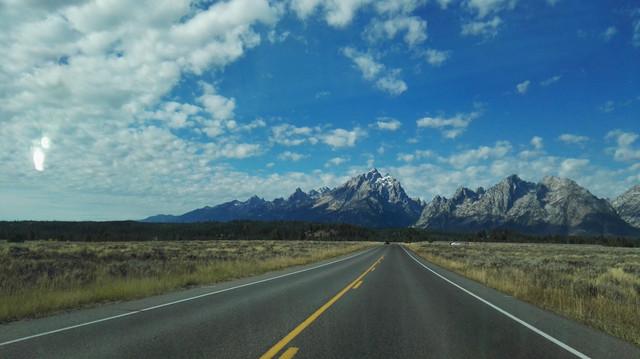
[
  {"left": 0, "top": 240, "right": 374, "bottom": 322},
  {"left": 407, "top": 242, "right": 640, "bottom": 346}
]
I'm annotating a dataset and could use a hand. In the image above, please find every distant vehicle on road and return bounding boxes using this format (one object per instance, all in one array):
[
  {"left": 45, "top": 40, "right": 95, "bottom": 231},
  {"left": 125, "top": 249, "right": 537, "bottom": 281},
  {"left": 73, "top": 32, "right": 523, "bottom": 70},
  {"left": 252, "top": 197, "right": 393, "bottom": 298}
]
[{"left": 384, "top": 241, "right": 390, "bottom": 245}]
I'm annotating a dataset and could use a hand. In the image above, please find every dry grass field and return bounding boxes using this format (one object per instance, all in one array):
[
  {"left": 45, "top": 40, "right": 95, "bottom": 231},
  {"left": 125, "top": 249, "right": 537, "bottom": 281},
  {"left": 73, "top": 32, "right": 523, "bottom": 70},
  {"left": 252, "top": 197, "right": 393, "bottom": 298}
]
[
  {"left": 0, "top": 240, "right": 374, "bottom": 323},
  {"left": 407, "top": 242, "right": 640, "bottom": 346}
]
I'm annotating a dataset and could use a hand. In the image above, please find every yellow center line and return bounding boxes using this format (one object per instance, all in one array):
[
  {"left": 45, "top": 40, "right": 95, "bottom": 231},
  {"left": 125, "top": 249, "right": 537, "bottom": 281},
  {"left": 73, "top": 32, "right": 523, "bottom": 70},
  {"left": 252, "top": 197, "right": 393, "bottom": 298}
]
[
  {"left": 353, "top": 280, "right": 363, "bottom": 289},
  {"left": 278, "top": 347, "right": 299, "bottom": 359},
  {"left": 259, "top": 255, "right": 384, "bottom": 359}
]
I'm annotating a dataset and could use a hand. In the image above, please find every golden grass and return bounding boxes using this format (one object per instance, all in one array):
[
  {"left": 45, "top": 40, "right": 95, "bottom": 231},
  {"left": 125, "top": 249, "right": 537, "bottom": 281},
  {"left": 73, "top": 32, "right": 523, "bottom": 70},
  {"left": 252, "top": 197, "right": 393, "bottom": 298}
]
[
  {"left": 406, "top": 242, "right": 640, "bottom": 347},
  {"left": 0, "top": 240, "right": 374, "bottom": 322}
]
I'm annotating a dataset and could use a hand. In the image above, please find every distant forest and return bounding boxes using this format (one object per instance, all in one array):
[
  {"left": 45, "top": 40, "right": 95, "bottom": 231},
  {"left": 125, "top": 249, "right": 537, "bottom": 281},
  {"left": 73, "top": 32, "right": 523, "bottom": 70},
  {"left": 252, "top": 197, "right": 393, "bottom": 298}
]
[{"left": 0, "top": 220, "right": 638, "bottom": 247}]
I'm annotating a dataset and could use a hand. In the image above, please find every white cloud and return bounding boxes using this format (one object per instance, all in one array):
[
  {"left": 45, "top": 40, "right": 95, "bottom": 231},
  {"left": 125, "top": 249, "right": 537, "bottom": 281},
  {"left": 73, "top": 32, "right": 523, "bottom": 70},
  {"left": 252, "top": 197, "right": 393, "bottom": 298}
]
[
  {"left": 540, "top": 75, "right": 561, "bottom": 86},
  {"left": 374, "top": 0, "right": 427, "bottom": 14},
  {"left": 278, "top": 151, "right": 307, "bottom": 161},
  {"left": 375, "top": 70, "right": 408, "bottom": 95},
  {"left": 270, "top": 124, "right": 365, "bottom": 149},
  {"left": 461, "top": 16, "right": 502, "bottom": 37},
  {"left": 270, "top": 124, "right": 319, "bottom": 146},
  {"left": 416, "top": 111, "right": 480, "bottom": 139},
  {"left": 375, "top": 118, "right": 402, "bottom": 131},
  {"left": 322, "top": 128, "right": 365, "bottom": 149},
  {"left": 446, "top": 141, "right": 512, "bottom": 168},
  {"left": 516, "top": 80, "right": 530, "bottom": 94},
  {"left": 466, "top": 0, "right": 517, "bottom": 18},
  {"left": 325, "top": 156, "right": 348, "bottom": 167},
  {"left": 425, "top": 49, "right": 450, "bottom": 66},
  {"left": 530, "top": 136, "right": 544, "bottom": 150},
  {"left": 342, "top": 47, "right": 407, "bottom": 95},
  {"left": 149, "top": 101, "right": 200, "bottom": 129},
  {"left": 559, "top": 158, "right": 590, "bottom": 177},
  {"left": 0, "top": 0, "right": 284, "bottom": 219},
  {"left": 199, "top": 85, "right": 236, "bottom": 122},
  {"left": 365, "top": 15, "right": 427, "bottom": 47},
  {"left": 342, "top": 47, "right": 383, "bottom": 80},
  {"left": 397, "top": 150, "right": 434, "bottom": 162},
  {"left": 558, "top": 133, "right": 589, "bottom": 145},
  {"left": 385, "top": 149, "right": 633, "bottom": 203},
  {"left": 290, "top": 0, "right": 373, "bottom": 28},
  {"left": 219, "top": 143, "right": 262, "bottom": 159},
  {"left": 606, "top": 130, "right": 640, "bottom": 162},
  {"left": 600, "top": 100, "right": 615, "bottom": 113},
  {"left": 436, "top": 0, "right": 454, "bottom": 9},
  {"left": 602, "top": 26, "right": 618, "bottom": 42}
]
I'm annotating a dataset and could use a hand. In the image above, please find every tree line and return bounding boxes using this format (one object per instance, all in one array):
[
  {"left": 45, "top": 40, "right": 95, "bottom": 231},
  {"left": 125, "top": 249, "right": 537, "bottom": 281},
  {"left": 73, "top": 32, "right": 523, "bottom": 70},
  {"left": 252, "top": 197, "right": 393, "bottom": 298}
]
[{"left": 0, "top": 221, "right": 637, "bottom": 247}]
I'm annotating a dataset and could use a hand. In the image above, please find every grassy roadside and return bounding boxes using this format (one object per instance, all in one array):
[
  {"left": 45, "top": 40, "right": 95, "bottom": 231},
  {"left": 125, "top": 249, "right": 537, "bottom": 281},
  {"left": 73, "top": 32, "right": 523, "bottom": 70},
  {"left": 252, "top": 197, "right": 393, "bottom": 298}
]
[
  {"left": 406, "top": 242, "right": 640, "bottom": 347},
  {"left": 0, "top": 240, "right": 375, "bottom": 323}
]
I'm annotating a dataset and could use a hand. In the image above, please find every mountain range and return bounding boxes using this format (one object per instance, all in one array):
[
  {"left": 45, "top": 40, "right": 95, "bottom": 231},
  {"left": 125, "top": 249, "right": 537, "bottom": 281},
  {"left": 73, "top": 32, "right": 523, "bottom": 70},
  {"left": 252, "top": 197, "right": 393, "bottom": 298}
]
[{"left": 144, "top": 169, "right": 640, "bottom": 237}]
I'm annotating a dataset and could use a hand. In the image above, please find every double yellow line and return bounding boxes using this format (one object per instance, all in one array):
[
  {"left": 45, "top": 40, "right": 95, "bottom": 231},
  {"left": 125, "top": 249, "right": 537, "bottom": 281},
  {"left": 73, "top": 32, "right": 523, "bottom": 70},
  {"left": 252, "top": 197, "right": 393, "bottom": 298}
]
[{"left": 260, "top": 255, "right": 384, "bottom": 359}]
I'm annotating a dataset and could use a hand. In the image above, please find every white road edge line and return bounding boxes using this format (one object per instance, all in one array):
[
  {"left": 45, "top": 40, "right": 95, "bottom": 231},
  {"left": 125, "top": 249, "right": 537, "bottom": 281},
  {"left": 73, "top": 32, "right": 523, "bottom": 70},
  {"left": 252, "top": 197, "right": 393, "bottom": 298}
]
[
  {"left": 0, "top": 247, "right": 377, "bottom": 348},
  {"left": 401, "top": 246, "right": 590, "bottom": 359}
]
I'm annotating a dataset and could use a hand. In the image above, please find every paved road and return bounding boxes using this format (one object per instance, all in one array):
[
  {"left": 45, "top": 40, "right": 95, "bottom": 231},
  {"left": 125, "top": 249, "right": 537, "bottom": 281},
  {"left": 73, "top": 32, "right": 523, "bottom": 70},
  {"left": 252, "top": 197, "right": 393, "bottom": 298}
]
[{"left": 1, "top": 244, "right": 638, "bottom": 358}]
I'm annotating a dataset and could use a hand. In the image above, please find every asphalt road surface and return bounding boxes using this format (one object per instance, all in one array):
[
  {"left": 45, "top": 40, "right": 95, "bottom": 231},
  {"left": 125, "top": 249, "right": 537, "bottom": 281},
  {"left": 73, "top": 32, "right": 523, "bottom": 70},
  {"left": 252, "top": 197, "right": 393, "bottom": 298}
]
[{"left": 1, "top": 244, "right": 639, "bottom": 358}]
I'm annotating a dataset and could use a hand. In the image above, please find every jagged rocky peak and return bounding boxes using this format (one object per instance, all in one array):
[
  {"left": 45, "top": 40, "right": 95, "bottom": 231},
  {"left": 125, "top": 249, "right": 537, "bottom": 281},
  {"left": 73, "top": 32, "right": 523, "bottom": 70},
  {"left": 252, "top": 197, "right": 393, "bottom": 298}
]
[
  {"left": 613, "top": 185, "right": 640, "bottom": 228},
  {"left": 416, "top": 174, "right": 637, "bottom": 236},
  {"left": 246, "top": 195, "right": 265, "bottom": 205},
  {"left": 451, "top": 187, "right": 478, "bottom": 204},
  {"left": 288, "top": 187, "right": 309, "bottom": 201},
  {"left": 345, "top": 168, "right": 382, "bottom": 188},
  {"left": 540, "top": 175, "right": 581, "bottom": 191}
]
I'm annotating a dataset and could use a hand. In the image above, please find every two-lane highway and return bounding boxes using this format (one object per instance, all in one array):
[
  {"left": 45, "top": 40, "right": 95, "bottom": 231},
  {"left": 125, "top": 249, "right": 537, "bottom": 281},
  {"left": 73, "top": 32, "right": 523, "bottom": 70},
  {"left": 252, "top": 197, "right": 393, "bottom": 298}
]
[{"left": 1, "top": 244, "right": 638, "bottom": 358}]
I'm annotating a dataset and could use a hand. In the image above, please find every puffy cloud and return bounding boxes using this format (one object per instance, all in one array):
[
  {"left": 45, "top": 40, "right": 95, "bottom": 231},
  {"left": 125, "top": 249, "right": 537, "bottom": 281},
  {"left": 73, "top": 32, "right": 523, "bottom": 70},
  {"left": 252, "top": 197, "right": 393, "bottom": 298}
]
[
  {"left": 558, "top": 134, "right": 589, "bottom": 145},
  {"left": 375, "top": 118, "right": 402, "bottom": 131},
  {"left": 416, "top": 111, "right": 480, "bottom": 139},
  {"left": 466, "top": 0, "right": 517, "bottom": 18},
  {"left": 218, "top": 143, "right": 262, "bottom": 159},
  {"left": 559, "top": 158, "right": 590, "bottom": 178},
  {"left": 374, "top": 0, "right": 427, "bottom": 14},
  {"left": 446, "top": 141, "right": 512, "bottom": 168},
  {"left": 384, "top": 149, "right": 632, "bottom": 203},
  {"left": 425, "top": 49, "right": 450, "bottom": 66},
  {"left": 342, "top": 47, "right": 407, "bottom": 95},
  {"left": 530, "top": 136, "right": 544, "bottom": 150},
  {"left": 602, "top": 26, "right": 618, "bottom": 42},
  {"left": 516, "top": 80, "right": 530, "bottom": 94},
  {"left": 540, "top": 75, "right": 561, "bottom": 86},
  {"left": 270, "top": 124, "right": 364, "bottom": 149},
  {"left": 600, "top": 100, "right": 615, "bottom": 113},
  {"left": 270, "top": 124, "right": 319, "bottom": 146},
  {"left": 606, "top": 130, "right": 640, "bottom": 161},
  {"left": 365, "top": 15, "right": 427, "bottom": 47},
  {"left": 0, "top": 0, "right": 283, "bottom": 220},
  {"left": 396, "top": 150, "right": 434, "bottom": 162},
  {"left": 278, "top": 151, "right": 307, "bottom": 161},
  {"left": 461, "top": 16, "right": 502, "bottom": 37},
  {"left": 322, "top": 128, "right": 365, "bottom": 149},
  {"left": 342, "top": 47, "right": 383, "bottom": 80},
  {"left": 325, "top": 156, "right": 348, "bottom": 167},
  {"left": 199, "top": 87, "right": 236, "bottom": 122},
  {"left": 436, "top": 0, "right": 454, "bottom": 9},
  {"left": 375, "top": 70, "right": 408, "bottom": 95},
  {"left": 289, "top": 0, "right": 372, "bottom": 28}
]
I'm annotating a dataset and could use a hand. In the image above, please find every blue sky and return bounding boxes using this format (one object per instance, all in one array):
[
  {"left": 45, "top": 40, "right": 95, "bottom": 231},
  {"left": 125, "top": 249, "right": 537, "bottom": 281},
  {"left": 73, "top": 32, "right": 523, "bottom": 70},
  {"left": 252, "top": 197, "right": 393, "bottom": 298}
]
[{"left": 0, "top": 0, "right": 639, "bottom": 220}]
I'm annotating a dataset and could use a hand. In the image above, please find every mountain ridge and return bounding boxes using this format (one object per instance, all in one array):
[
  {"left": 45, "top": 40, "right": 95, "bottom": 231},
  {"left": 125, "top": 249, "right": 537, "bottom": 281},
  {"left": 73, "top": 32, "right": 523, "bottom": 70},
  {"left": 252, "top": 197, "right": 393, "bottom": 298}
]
[{"left": 143, "top": 170, "right": 639, "bottom": 236}]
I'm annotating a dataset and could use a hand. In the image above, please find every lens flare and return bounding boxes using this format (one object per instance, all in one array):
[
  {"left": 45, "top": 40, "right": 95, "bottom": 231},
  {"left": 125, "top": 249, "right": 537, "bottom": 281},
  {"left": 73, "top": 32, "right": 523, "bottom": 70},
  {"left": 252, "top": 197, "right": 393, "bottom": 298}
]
[{"left": 33, "top": 147, "right": 45, "bottom": 171}]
